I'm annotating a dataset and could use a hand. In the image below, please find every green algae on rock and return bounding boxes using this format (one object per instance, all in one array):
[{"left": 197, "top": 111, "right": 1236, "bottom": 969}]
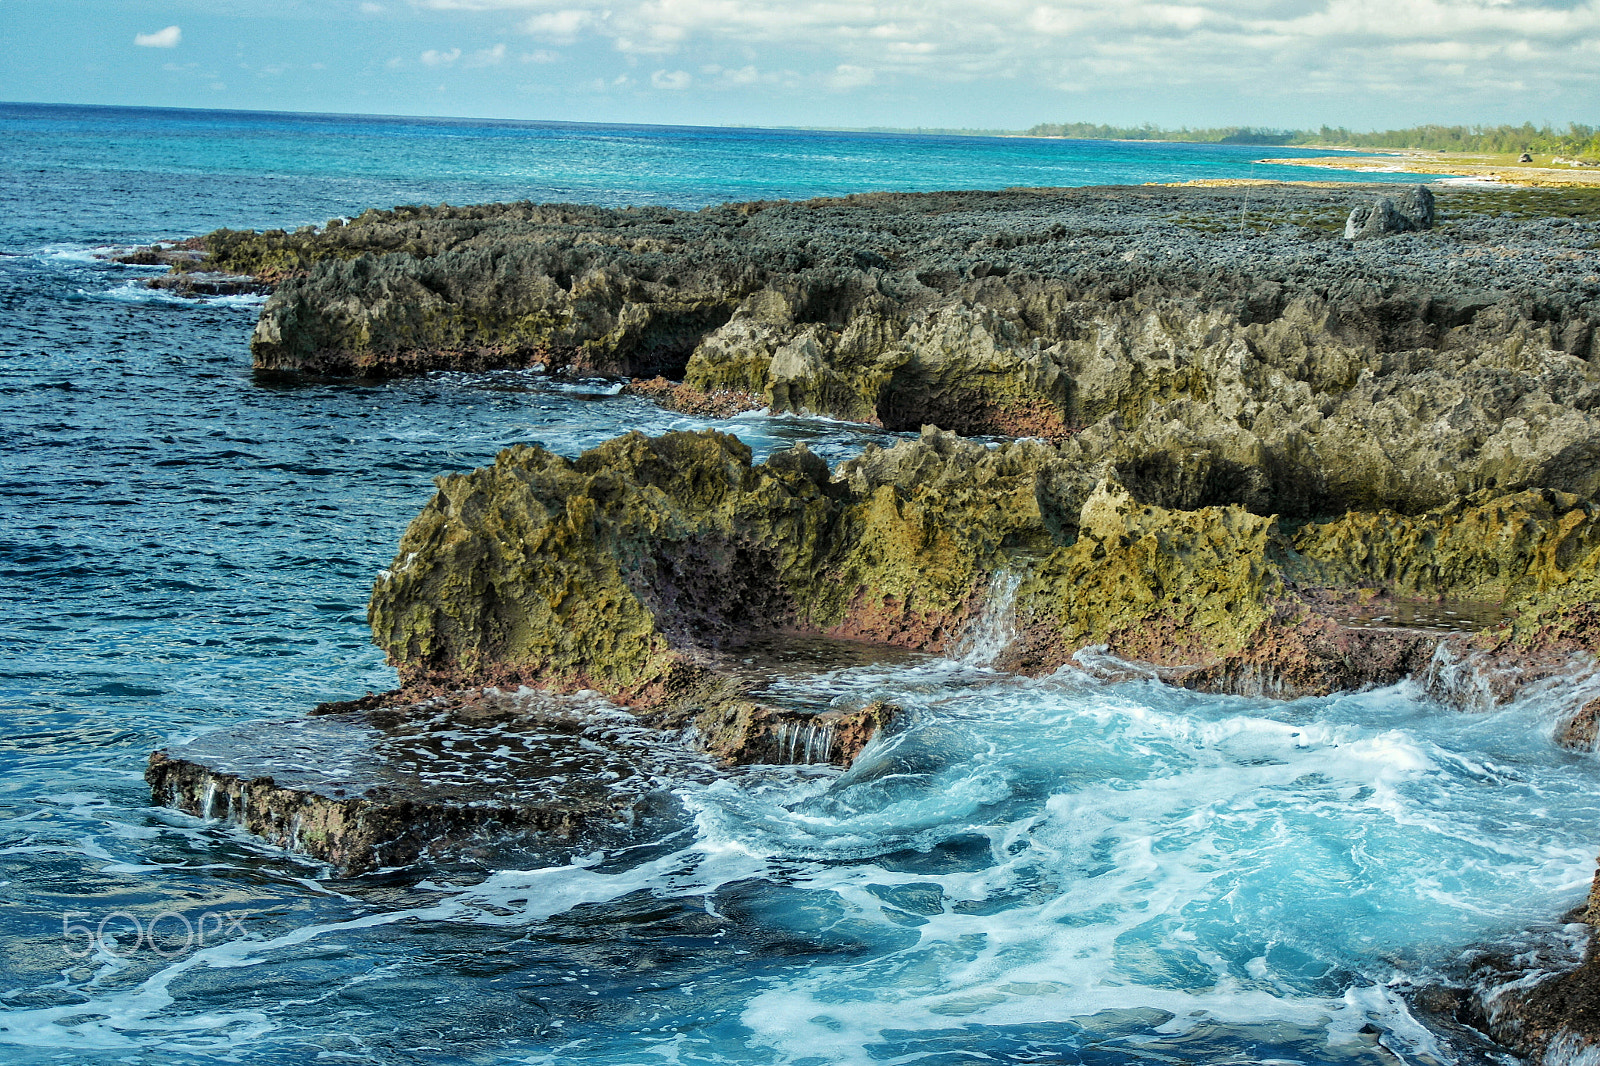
[{"left": 368, "top": 427, "right": 1600, "bottom": 749}]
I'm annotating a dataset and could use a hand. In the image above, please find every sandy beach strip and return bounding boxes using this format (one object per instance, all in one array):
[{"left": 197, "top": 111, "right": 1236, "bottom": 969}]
[{"left": 1259, "top": 148, "right": 1600, "bottom": 187}]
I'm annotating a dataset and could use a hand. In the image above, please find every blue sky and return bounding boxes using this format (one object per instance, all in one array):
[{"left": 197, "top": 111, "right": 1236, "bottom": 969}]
[{"left": 3, "top": 0, "right": 1597, "bottom": 129}]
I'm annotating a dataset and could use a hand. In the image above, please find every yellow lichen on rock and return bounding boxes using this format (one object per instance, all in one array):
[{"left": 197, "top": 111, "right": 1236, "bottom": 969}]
[{"left": 1012, "top": 480, "right": 1281, "bottom": 667}]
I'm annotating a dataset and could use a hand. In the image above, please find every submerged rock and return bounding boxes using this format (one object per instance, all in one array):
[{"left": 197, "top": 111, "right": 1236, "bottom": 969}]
[{"left": 148, "top": 682, "right": 893, "bottom": 874}]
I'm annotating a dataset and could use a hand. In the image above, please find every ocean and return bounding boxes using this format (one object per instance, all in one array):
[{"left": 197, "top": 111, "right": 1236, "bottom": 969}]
[{"left": 0, "top": 100, "right": 1591, "bottom": 1065}]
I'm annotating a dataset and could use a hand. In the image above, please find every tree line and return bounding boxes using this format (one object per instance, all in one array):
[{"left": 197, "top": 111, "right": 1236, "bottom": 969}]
[{"left": 1023, "top": 121, "right": 1600, "bottom": 157}]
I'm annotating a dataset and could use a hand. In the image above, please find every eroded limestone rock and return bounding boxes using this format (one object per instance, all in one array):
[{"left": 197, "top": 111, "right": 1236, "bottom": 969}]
[
  {"left": 148, "top": 673, "right": 895, "bottom": 874},
  {"left": 368, "top": 428, "right": 1600, "bottom": 726},
  {"left": 1344, "top": 185, "right": 1435, "bottom": 239},
  {"left": 146, "top": 693, "right": 693, "bottom": 874},
  {"left": 228, "top": 188, "right": 1600, "bottom": 516}
]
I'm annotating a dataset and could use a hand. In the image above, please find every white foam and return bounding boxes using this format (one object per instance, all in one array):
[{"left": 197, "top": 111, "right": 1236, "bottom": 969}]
[
  {"left": 950, "top": 569, "right": 1023, "bottom": 668},
  {"left": 10, "top": 653, "right": 1595, "bottom": 1061},
  {"left": 81, "top": 281, "right": 268, "bottom": 308}
]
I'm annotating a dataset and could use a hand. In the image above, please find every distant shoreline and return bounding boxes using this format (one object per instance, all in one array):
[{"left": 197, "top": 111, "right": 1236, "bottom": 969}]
[{"left": 1258, "top": 148, "right": 1600, "bottom": 187}]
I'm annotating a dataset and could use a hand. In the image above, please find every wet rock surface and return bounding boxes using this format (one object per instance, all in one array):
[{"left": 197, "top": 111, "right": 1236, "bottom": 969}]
[
  {"left": 147, "top": 691, "right": 704, "bottom": 874},
  {"left": 142, "top": 271, "right": 270, "bottom": 297},
  {"left": 1450, "top": 915, "right": 1600, "bottom": 1066},
  {"left": 146, "top": 681, "right": 893, "bottom": 875}
]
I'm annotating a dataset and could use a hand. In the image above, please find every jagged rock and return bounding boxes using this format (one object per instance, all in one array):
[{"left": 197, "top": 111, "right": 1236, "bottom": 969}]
[
  {"left": 144, "top": 272, "right": 269, "bottom": 297},
  {"left": 108, "top": 237, "right": 206, "bottom": 268},
  {"left": 147, "top": 668, "right": 897, "bottom": 873},
  {"left": 1560, "top": 696, "right": 1600, "bottom": 749},
  {"left": 1344, "top": 186, "right": 1434, "bottom": 239},
  {"left": 222, "top": 188, "right": 1598, "bottom": 490},
  {"left": 367, "top": 428, "right": 1600, "bottom": 716},
  {"left": 145, "top": 694, "right": 683, "bottom": 874},
  {"left": 616, "top": 376, "right": 764, "bottom": 418},
  {"left": 1345, "top": 197, "right": 1408, "bottom": 239},
  {"left": 1396, "top": 184, "right": 1436, "bottom": 228},
  {"left": 1464, "top": 918, "right": 1600, "bottom": 1066}
]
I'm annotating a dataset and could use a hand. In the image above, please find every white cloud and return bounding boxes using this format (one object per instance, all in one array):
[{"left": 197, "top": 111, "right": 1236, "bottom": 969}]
[
  {"left": 360, "top": 2, "right": 386, "bottom": 11},
  {"left": 704, "top": 63, "right": 761, "bottom": 86},
  {"left": 399, "top": 0, "right": 1600, "bottom": 115},
  {"left": 421, "top": 47, "right": 463, "bottom": 65},
  {"left": 520, "top": 10, "right": 596, "bottom": 41},
  {"left": 651, "top": 68, "right": 692, "bottom": 88},
  {"left": 520, "top": 49, "right": 561, "bottom": 62},
  {"left": 135, "top": 26, "right": 182, "bottom": 48},
  {"left": 825, "top": 63, "right": 875, "bottom": 90},
  {"left": 467, "top": 43, "right": 508, "bottom": 65}
]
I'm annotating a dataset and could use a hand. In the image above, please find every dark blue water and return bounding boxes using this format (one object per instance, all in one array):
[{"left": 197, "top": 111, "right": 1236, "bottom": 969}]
[{"left": 0, "top": 102, "right": 1591, "bottom": 1065}]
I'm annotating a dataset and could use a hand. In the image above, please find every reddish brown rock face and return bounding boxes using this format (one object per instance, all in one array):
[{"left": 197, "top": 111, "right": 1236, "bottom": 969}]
[
  {"left": 618, "top": 377, "right": 765, "bottom": 418},
  {"left": 1173, "top": 611, "right": 1442, "bottom": 700}
]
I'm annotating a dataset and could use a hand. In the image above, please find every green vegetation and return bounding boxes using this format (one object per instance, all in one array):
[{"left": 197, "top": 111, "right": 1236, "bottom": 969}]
[
  {"left": 1025, "top": 121, "right": 1600, "bottom": 159},
  {"left": 1026, "top": 122, "right": 1296, "bottom": 145},
  {"left": 1436, "top": 185, "right": 1600, "bottom": 223},
  {"left": 1302, "top": 123, "right": 1600, "bottom": 157}
]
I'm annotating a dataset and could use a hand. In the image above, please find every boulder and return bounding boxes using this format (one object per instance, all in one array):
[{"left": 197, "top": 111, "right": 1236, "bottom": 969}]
[{"left": 1344, "top": 185, "right": 1434, "bottom": 239}]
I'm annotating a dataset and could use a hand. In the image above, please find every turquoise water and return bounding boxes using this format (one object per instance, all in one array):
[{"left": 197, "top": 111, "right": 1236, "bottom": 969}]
[
  {"left": 3, "top": 102, "right": 1433, "bottom": 244},
  {"left": 0, "top": 102, "right": 1587, "bottom": 1066}
]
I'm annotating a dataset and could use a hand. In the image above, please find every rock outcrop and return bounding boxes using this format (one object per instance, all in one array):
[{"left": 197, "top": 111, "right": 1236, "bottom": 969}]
[
  {"left": 145, "top": 693, "right": 684, "bottom": 875},
  {"left": 368, "top": 427, "right": 1600, "bottom": 724},
  {"left": 220, "top": 186, "right": 1600, "bottom": 480},
  {"left": 1344, "top": 185, "right": 1435, "bottom": 238},
  {"left": 146, "top": 651, "right": 896, "bottom": 874},
  {"left": 350, "top": 424, "right": 1600, "bottom": 1047},
  {"left": 152, "top": 186, "right": 1600, "bottom": 1047},
  {"left": 1468, "top": 919, "right": 1600, "bottom": 1066}
]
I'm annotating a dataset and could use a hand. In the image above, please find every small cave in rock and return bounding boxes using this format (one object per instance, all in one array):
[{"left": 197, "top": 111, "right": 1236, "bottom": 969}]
[
  {"left": 633, "top": 536, "right": 797, "bottom": 651},
  {"left": 609, "top": 304, "right": 736, "bottom": 379}
]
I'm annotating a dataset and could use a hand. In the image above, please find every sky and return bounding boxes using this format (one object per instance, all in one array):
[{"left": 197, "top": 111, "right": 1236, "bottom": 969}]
[{"left": 2, "top": 0, "right": 1597, "bottom": 130}]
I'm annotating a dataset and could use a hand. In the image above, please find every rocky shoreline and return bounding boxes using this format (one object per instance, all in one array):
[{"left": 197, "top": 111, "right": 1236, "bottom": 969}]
[{"left": 144, "top": 182, "right": 1600, "bottom": 1063}]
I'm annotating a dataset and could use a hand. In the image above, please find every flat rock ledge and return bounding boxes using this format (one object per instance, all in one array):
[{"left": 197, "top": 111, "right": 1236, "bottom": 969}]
[{"left": 149, "top": 683, "right": 897, "bottom": 874}]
